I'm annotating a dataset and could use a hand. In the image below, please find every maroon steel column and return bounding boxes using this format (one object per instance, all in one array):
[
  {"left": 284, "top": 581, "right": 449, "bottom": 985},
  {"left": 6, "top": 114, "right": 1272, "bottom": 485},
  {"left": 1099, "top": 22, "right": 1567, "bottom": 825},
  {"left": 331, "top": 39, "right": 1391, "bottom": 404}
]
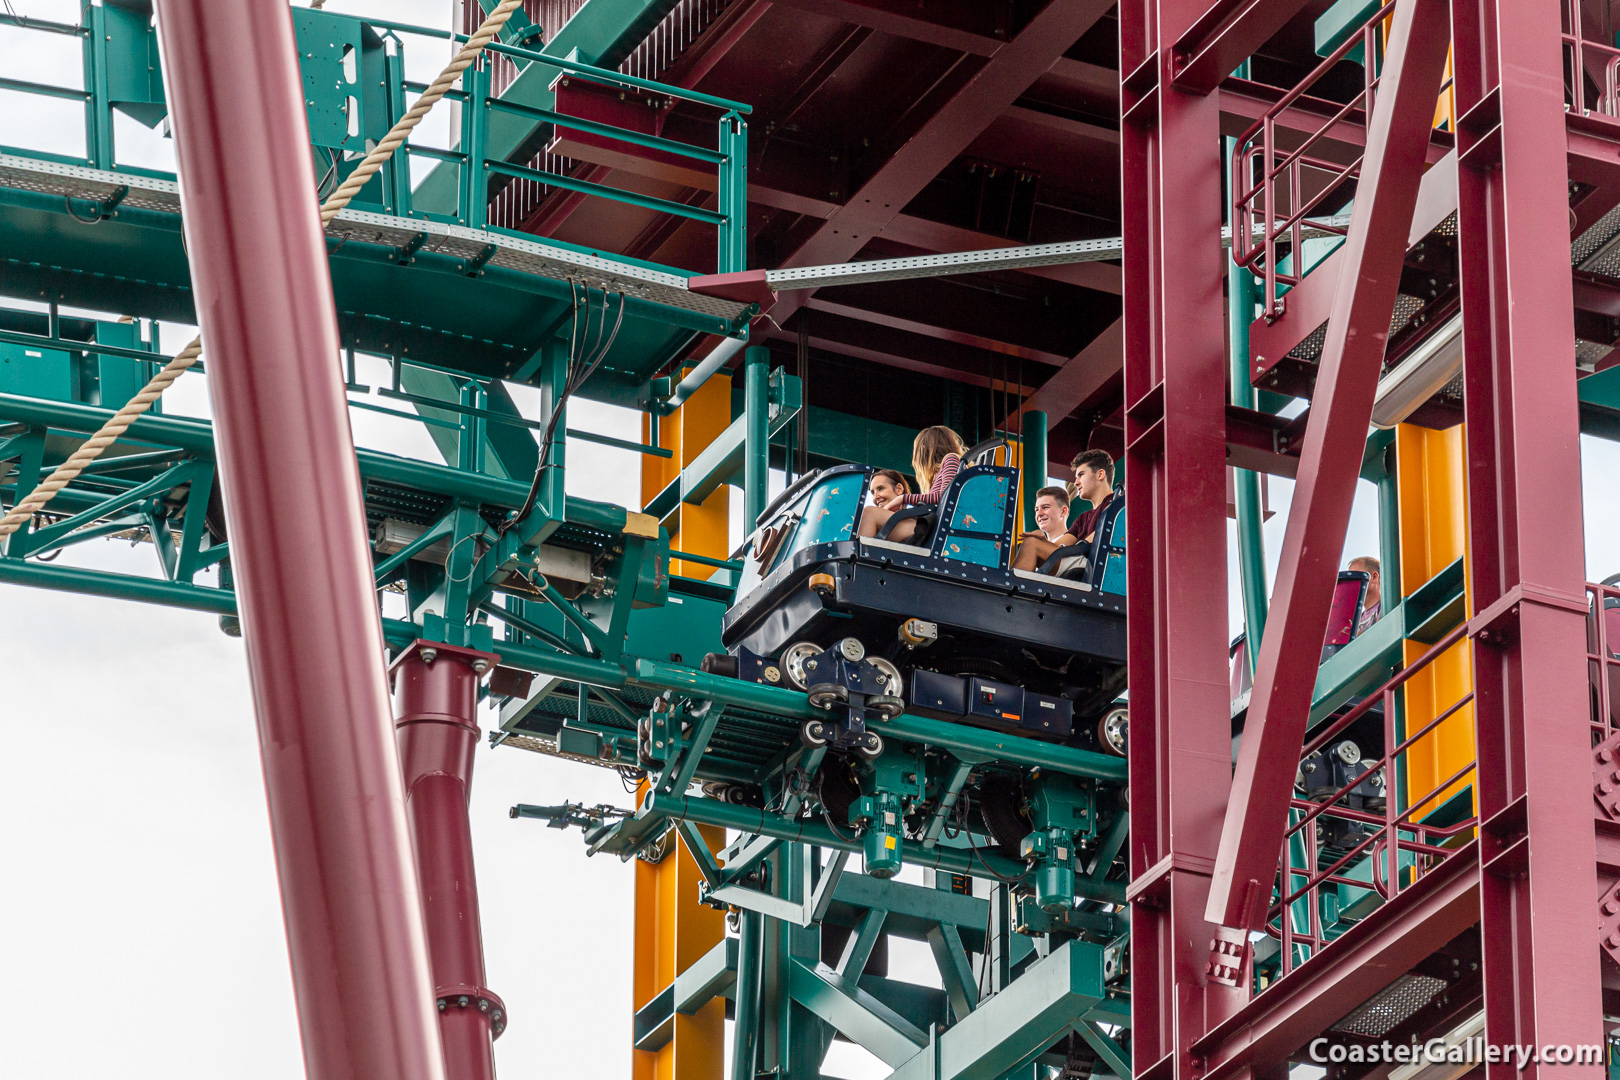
[
  {"left": 151, "top": 3, "right": 444, "bottom": 1078},
  {"left": 1119, "top": 1, "right": 1243, "bottom": 1075},
  {"left": 1452, "top": 0, "right": 1603, "bottom": 1073},
  {"left": 391, "top": 641, "right": 505, "bottom": 1080}
]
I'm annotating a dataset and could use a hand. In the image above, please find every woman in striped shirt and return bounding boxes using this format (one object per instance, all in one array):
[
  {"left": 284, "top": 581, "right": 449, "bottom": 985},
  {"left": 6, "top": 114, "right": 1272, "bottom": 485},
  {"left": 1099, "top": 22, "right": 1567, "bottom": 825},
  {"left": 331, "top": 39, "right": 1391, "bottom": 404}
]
[{"left": 857, "top": 425, "right": 967, "bottom": 541}]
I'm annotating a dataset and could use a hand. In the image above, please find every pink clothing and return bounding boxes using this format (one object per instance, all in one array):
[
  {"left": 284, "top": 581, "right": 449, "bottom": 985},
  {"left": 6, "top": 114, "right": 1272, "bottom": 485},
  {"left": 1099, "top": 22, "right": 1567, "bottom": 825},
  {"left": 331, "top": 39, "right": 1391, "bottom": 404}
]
[{"left": 902, "top": 453, "right": 961, "bottom": 506}]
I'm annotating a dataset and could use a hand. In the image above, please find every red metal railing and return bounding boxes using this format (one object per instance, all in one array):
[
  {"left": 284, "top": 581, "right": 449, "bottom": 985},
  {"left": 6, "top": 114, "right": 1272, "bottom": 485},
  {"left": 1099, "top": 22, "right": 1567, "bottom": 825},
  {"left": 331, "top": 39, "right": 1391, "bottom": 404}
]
[
  {"left": 1563, "top": 1, "right": 1620, "bottom": 120},
  {"left": 1263, "top": 621, "right": 1477, "bottom": 980},
  {"left": 1230, "top": 2, "right": 1395, "bottom": 319},
  {"left": 1588, "top": 580, "right": 1620, "bottom": 742}
]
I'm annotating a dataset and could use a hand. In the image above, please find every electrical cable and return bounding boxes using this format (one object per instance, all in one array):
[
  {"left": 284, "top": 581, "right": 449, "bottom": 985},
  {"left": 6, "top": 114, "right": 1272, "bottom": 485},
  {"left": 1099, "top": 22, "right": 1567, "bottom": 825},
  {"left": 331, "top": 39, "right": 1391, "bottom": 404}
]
[{"left": 500, "top": 288, "right": 625, "bottom": 536}]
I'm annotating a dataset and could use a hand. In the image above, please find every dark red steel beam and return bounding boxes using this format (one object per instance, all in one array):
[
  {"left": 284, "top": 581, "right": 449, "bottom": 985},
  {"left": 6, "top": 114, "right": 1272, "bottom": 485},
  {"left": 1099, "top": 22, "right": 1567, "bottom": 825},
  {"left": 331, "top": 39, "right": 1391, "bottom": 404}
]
[
  {"left": 802, "top": 297, "right": 1070, "bottom": 366},
  {"left": 656, "top": 0, "right": 773, "bottom": 88},
  {"left": 1207, "top": 0, "right": 1454, "bottom": 932},
  {"left": 1021, "top": 317, "right": 1122, "bottom": 420},
  {"left": 150, "top": 1, "right": 444, "bottom": 1077},
  {"left": 1453, "top": 0, "right": 1604, "bottom": 1068},
  {"left": 768, "top": 0, "right": 1002, "bottom": 56},
  {"left": 393, "top": 641, "right": 505, "bottom": 1080},
  {"left": 1119, "top": 0, "right": 1244, "bottom": 1073},
  {"left": 1171, "top": 0, "right": 1313, "bottom": 94},
  {"left": 767, "top": 0, "right": 1116, "bottom": 325},
  {"left": 769, "top": 308, "right": 1036, "bottom": 389},
  {"left": 1193, "top": 848, "right": 1482, "bottom": 1080}
]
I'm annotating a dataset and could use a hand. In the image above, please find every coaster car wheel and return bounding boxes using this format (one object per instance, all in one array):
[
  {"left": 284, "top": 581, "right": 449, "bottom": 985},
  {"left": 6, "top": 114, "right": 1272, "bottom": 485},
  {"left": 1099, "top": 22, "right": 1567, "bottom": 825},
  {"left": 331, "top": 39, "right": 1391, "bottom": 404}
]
[
  {"left": 781, "top": 641, "right": 825, "bottom": 692},
  {"left": 855, "top": 732, "right": 884, "bottom": 759},
  {"left": 977, "top": 772, "right": 1031, "bottom": 858},
  {"left": 807, "top": 682, "right": 849, "bottom": 710},
  {"left": 868, "top": 657, "right": 904, "bottom": 700},
  {"left": 800, "top": 719, "right": 832, "bottom": 749},
  {"left": 868, "top": 695, "right": 905, "bottom": 721}
]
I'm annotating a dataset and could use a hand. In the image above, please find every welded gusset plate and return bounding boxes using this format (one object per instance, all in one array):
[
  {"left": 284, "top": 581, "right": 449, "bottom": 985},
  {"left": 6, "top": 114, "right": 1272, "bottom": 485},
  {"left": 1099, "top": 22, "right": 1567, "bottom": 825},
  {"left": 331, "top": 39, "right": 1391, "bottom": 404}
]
[{"left": 0, "top": 155, "right": 752, "bottom": 326}]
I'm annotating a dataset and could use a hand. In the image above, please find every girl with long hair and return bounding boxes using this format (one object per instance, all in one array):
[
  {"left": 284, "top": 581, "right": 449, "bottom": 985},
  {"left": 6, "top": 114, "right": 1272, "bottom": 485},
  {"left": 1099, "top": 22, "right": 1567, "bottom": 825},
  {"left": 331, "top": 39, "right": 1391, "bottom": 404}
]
[{"left": 857, "top": 425, "right": 967, "bottom": 540}]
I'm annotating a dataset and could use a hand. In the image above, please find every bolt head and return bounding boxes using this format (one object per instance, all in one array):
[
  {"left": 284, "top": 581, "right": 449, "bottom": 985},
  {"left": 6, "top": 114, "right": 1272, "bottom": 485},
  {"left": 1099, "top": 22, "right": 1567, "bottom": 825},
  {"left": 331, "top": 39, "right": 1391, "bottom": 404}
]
[
  {"left": 420, "top": 648, "right": 438, "bottom": 664},
  {"left": 473, "top": 659, "right": 490, "bottom": 674}
]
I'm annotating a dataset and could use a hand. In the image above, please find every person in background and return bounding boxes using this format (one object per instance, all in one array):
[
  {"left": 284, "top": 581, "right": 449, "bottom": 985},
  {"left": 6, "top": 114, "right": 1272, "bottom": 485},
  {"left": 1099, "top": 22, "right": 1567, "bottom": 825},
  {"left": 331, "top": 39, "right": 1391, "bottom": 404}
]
[
  {"left": 1349, "top": 555, "right": 1382, "bottom": 635},
  {"left": 857, "top": 425, "right": 966, "bottom": 541},
  {"left": 868, "top": 469, "right": 910, "bottom": 507}
]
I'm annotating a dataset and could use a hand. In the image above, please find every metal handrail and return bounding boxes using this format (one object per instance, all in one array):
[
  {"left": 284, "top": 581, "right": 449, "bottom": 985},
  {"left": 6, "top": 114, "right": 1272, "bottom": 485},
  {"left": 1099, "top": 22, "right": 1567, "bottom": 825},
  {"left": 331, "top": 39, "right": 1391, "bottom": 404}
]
[
  {"left": 0, "top": 8, "right": 749, "bottom": 275},
  {"left": 1263, "top": 615, "right": 1478, "bottom": 978}
]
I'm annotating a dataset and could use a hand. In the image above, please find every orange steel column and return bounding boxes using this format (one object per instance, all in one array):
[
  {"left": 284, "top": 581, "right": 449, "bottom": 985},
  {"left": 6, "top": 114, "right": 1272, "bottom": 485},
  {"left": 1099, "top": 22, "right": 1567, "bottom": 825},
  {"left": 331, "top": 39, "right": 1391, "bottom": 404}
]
[
  {"left": 1394, "top": 423, "right": 1474, "bottom": 815},
  {"left": 634, "top": 368, "right": 731, "bottom": 1080}
]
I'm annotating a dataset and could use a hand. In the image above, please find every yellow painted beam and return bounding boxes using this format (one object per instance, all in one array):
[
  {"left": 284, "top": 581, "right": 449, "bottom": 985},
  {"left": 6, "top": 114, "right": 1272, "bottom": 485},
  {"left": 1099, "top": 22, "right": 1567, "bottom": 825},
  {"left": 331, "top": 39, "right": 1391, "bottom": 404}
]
[
  {"left": 634, "top": 372, "right": 731, "bottom": 1080},
  {"left": 1394, "top": 423, "right": 1474, "bottom": 818}
]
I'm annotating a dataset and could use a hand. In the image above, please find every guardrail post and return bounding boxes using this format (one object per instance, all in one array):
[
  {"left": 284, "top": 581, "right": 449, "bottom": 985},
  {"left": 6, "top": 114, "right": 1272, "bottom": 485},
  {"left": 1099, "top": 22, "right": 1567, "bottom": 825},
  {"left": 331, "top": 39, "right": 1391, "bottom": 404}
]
[
  {"left": 462, "top": 61, "right": 488, "bottom": 229},
  {"left": 744, "top": 345, "right": 769, "bottom": 530},
  {"left": 717, "top": 111, "right": 747, "bottom": 273}
]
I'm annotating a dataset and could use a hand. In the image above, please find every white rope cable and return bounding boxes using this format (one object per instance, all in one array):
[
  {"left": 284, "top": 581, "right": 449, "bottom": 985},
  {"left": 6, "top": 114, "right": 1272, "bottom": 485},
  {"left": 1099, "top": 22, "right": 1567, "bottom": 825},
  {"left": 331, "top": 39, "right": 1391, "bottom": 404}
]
[{"left": 0, "top": 0, "right": 524, "bottom": 542}]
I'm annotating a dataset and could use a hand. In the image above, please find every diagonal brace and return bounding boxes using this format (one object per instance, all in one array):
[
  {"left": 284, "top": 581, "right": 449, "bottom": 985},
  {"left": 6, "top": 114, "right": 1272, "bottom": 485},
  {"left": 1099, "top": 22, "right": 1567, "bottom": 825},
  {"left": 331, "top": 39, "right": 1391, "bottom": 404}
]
[{"left": 1206, "top": 0, "right": 1454, "bottom": 932}]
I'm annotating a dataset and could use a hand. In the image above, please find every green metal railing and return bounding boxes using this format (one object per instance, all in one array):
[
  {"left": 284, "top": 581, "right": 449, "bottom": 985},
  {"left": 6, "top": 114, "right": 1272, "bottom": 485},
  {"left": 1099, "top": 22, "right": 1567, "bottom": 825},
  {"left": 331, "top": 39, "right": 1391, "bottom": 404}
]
[{"left": 0, "top": 7, "right": 750, "bottom": 273}]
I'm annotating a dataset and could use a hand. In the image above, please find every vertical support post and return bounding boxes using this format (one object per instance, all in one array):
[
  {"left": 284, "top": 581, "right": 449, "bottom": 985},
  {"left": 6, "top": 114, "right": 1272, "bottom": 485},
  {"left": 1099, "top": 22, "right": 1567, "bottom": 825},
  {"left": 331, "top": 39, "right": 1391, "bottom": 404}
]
[
  {"left": 1226, "top": 136, "right": 1269, "bottom": 673},
  {"left": 393, "top": 640, "right": 506, "bottom": 1080},
  {"left": 1119, "top": 0, "right": 1244, "bottom": 1071},
  {"left": 744, "top": 346, "right": 770, "bottom": 531},
  {"left": 1376, "top": 443, "right": 1401, "bottom": 614},
  {"left": 1451, "top": 0, "right": 1604, "bottom": 1070},
  {"left": 83, "top": 2, "right": 114, "bottom": 169},
  {"left": 1020, "top": 409, "right": 1048, "bottom": 532},
  {"left": 717, "top": 111, "right": 748, "bottom": 274},
  {"left": 731, "top": 909, "right": 764, "bottom": 1080},
  {"left": 151, "top": 2, "right": 444, "bottom": 1078},
  {"left": 461, "top": 62, "right": 488, "bottom": 230}
]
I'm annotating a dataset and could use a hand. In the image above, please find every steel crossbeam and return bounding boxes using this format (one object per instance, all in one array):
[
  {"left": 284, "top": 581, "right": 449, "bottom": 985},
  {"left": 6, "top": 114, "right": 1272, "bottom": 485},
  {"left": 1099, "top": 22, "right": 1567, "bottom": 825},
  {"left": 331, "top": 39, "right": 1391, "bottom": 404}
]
[{"left": 1207, "top": 0, "right": 1455, "bottom": 933}]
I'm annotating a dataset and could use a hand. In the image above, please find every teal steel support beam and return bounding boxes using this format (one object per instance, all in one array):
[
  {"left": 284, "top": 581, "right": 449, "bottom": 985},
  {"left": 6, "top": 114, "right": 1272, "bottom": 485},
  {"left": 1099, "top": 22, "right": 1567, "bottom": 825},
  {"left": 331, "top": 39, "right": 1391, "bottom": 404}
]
[
  {"left": 1020, "top": 409, "right": 1047, "bottom": 532},
  {"left": 744, "top": 345, "right": 769, "bottom": 529},
  {"left": 717, "top": 112, "right": 748, "bottom": 273},
  {"left": 885, "top": 940, "right": 1106, "bottom": 1080},
  {"left": 731, "top": 910, "right": 765, "bottom": 1080},
  {"left": 1227, "top": 137, "right": 1270, "bottom": 676},
  {"left": 631, "top": 936, "right": 740, "bottom": 1051},
  {"left": 1376, "top": 443, "right": 1401, "bottom": 613},
  {"left": 787, "top": 958, "right": 927, "bottom": 1067}
]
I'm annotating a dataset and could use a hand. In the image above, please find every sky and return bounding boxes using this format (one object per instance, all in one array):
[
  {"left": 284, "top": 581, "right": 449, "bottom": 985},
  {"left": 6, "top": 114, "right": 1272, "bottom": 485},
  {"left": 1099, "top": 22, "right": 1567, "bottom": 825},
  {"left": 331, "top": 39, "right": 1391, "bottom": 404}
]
[{"left": 4, "top": 3, "right": 1620, "bottom": 1079}]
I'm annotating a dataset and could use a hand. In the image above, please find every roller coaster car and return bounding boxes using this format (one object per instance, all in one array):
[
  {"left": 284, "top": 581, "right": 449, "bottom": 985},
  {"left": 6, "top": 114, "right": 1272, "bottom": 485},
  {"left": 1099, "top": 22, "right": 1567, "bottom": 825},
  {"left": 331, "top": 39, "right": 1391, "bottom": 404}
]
[{"left": 704, "top": 441, "right": 1128, "bottom": 758}]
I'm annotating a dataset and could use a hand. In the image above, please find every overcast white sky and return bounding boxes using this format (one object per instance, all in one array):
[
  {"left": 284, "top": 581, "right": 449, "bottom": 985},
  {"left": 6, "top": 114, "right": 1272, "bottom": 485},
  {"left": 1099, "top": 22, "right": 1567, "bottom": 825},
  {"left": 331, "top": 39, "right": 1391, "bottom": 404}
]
[{"left": 4, "top": 3, "right": 1620, "bottom": 1079}]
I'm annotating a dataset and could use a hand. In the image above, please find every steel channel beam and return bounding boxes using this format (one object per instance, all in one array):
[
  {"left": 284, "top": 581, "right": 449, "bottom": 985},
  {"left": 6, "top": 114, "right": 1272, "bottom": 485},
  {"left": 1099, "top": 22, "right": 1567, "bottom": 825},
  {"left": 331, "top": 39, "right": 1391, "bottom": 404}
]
[
  {"left": 1118, "top": 0, "right": 1248, "bottom": 1073},
  {"left": 1208, "top": 0, "right": 1454, "bottom": 932},
  {"left": 1453, "top": 0, "right": 1606, "bottom": 1065},
  {"left": 151, "top": 1, "right": 444, "bottom": 1077}
]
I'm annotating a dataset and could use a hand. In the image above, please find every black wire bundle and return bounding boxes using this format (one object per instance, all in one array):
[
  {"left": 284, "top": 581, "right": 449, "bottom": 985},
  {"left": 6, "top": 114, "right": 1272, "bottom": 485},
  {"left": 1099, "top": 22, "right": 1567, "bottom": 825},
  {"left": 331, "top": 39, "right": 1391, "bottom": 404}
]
[{"left": 501, "top": 281, "right": 626, "bottom": 536}]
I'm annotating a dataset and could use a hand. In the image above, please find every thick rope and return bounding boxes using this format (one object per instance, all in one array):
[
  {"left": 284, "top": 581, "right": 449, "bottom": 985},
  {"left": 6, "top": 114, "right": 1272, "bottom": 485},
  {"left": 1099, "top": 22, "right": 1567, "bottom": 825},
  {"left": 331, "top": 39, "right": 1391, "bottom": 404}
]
[{"left": 0, "top": 0, "right": 522, "bottom": 542}]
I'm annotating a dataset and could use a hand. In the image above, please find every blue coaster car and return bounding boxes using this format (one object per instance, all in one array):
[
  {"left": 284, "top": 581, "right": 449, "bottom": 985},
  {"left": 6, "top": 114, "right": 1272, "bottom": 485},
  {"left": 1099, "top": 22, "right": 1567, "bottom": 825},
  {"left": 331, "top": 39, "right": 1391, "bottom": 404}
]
[{"left": 705, "top": 449, "right": 1128, "bottom": 758}]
